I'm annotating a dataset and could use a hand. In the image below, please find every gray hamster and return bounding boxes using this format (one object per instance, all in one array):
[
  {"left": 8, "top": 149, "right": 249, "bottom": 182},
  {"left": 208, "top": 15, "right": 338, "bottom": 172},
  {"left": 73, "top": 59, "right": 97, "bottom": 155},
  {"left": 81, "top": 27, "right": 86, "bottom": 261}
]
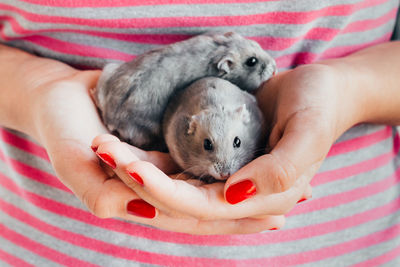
[
  {"left": 92, "top": 31, "right": 275, "bottom": 150},
  {"left": 163, "top": 77, "right": 266, "bottom": 181}
]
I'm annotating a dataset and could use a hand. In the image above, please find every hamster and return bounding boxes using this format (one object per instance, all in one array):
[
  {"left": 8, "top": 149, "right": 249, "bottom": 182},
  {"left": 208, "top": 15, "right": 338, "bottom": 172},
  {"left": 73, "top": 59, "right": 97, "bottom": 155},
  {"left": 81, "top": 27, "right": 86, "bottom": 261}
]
[
  {"left": 163, "top": 77, "right": 266, "bottom": 181},
  {"left": 92, "top": 31, "right": 275, "bottom": 151}
]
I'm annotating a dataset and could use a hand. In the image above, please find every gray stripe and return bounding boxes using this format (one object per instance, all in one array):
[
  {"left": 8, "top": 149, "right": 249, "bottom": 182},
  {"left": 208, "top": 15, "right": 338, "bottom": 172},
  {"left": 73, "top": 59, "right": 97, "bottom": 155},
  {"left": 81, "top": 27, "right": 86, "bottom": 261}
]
[
  {"left": 0, "top": 146, "right": 86, "bottom": 209},
  {"left": 0, "top": 134, "right": 56, "bottom": 177},
  {"left": 43, "top": 0, "right": 397, "bottom": 56},
  {"left": 308, "top": 234, "right": 400, "bottom": 267},
  {"left": 2, "top": 0, "right": 365, "bottom": 19},
  {"left": 1, "top": 159, "right": 398, "bottom": 259},
  {"left": 287, "top": 164, "right": 400, "bottom": 229},
  {"left": 0, "top": 210, "right": 144, "bottom": 266},
  {"left": 0, "top": 0, "right": 396, "bottom": 37},
  {"left": 0, "top": 235, "right": 60, "bottom": 267},
  {"left": 319, "top": 127, "right": 394, "bottom": 173},
  {"left": 382, "top": 255, "right": 400, "bottom": 267}
]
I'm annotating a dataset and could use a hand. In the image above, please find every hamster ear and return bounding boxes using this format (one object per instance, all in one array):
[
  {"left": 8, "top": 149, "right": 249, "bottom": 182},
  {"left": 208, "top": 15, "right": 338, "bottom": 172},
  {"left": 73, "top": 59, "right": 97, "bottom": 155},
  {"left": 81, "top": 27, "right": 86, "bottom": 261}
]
[
  {"left": 217, "top": 55, "right": 234, "bottom": 75},
  {"left": 235, "top": 104, "right": 251, "bottom": 124},
  {"left": 223, "top": 31, "right": 239, "bottom": 39},
  {"left": 187, "top": 115, "right": 198, "bottom": 135}
]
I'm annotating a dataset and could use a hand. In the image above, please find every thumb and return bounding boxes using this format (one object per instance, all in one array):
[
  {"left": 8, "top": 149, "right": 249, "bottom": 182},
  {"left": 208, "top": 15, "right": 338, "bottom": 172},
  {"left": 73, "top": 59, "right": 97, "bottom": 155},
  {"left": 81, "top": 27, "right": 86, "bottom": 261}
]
[{"left": 224, "top": 120, "right": 329, "bottom": 204}]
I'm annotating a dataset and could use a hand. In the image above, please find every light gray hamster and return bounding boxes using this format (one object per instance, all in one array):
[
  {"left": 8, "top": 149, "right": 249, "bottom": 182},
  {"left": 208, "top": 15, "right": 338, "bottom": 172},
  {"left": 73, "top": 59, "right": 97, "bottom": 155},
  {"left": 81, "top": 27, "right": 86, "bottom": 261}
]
[
  {"left": 163, "top": 77, "right": 266, "bottom": 181},
  {"left": 92, "top": 31, "right": 275, "bottom": 150}
]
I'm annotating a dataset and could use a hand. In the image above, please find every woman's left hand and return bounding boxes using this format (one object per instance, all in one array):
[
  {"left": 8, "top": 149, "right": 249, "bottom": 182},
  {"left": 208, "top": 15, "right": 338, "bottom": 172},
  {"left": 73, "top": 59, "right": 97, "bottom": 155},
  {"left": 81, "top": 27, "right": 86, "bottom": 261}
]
[{"left": 92, "top": 62, "right": 362, "bottom": 231}]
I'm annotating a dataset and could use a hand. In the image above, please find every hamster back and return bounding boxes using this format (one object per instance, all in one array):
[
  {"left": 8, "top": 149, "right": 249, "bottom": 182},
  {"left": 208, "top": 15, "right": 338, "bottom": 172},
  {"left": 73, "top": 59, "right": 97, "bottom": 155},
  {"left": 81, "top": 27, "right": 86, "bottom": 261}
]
[
  {"left": 163, "top": 77, "right": 266, "bottom": 181},
  {"left": 93, "top": 32, "right": 275, "bottom": 151}
]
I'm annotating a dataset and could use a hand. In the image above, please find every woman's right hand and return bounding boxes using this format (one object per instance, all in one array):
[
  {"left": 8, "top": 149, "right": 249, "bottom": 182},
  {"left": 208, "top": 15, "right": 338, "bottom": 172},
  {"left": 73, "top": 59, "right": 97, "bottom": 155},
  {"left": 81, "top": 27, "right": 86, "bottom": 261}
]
[{"left": 15, "top": 53, "right": 285, "bottom": 235}]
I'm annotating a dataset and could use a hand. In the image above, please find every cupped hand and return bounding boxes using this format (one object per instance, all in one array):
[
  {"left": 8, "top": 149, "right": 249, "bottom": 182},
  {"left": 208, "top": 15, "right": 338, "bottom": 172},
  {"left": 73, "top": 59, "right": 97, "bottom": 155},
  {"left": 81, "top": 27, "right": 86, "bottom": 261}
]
[
  {"left": 91, "top": 63, "right": 361, "bottom": 230},
  {"left": 28, "top": 65, "right": 285, "bottom": 235}
]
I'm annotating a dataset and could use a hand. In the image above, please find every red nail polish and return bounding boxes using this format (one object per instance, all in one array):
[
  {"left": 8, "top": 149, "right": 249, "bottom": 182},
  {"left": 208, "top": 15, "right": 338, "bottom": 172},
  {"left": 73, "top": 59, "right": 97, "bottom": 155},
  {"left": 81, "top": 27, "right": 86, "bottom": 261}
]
[
  {"left": 126, "top": 199, "right": 156, "bottom": 219},
  {"left": 91, "top": 146, "right": 98, "bottom": 152},
  {"left": 97, "top": 152, "right": 116, "bottom": 169},
  {"left": 297, "top": 198, "right": 307, "bottom": 204},
  {"left": 127, "top": 171, "right": 144, "bottom": 186},
  {"left": 269, "top": 228, "right": 278, "bottom": 230},
  {"left": 225, "top": 179, "right": 256, "bottom": 204}
]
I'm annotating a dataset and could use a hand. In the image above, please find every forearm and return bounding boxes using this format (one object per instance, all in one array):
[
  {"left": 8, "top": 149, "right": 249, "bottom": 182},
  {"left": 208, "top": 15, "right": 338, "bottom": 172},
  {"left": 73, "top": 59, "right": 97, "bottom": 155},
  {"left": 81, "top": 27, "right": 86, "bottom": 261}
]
[
  {"left": 0, "top": 44, "right": 78, "bottom": 139},
  {"left": 320, "top": 41, "right": 400, "bottom": 126}
]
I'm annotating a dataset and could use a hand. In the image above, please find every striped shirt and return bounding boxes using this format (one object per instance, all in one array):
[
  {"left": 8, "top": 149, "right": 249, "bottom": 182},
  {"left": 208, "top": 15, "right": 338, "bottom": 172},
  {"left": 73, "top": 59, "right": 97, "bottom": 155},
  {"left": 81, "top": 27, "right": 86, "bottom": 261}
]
[{"left": 1, "top": 0, "right": 400, "bottom": 266}]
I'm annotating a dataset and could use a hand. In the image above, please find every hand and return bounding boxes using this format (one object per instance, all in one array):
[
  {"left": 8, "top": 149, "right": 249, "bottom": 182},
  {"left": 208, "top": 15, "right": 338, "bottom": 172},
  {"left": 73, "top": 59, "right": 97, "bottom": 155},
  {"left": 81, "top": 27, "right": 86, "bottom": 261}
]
[
  {"left": 90, "top": 63, "right": 358, "bottom": 233},
  {"left": 223, "top": 62, "right": 361, "bottom": 208},
  {"left": 26, "top": 62, "right": 284, "bottom": 235}
]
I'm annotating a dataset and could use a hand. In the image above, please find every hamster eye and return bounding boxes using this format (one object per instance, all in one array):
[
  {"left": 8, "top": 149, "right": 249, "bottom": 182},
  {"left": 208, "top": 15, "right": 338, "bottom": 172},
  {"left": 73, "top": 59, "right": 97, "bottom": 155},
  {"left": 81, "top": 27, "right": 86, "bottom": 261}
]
[
  {"left": 203, "top": 138, "right": 213, "bottom": 151},
  {"left": 233, "top": 136, "right": 241, "bottom": 148},
  {"left": 245, "top": 57, "right": 258, "bottom": 67}
]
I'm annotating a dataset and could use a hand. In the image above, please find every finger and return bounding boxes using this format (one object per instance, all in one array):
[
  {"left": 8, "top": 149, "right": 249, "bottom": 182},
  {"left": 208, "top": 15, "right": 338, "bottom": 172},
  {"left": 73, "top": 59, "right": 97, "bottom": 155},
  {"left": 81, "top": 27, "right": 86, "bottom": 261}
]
[
  {"left": 297, "top": 183, "right": 313, "bottom": 204},
  {"left": 91, "top": 133, "right": 120, "bottom": 152},
  {"left": 125, "top": 145, "right": 180, "bottom": 174},
  {"left": 268, "top": 112, "right": 332, "bottom": 191},
  {"left": 94, "top": 140, "right": 234, "bottom": 219},
  {"left": 93, "top": 133, "right": 180, "bottom": 174},
  {"left": 89, "top": 141, "right": 288, "bottom": 232},
  {"left": 95, "top": 140, "right": 304, "bottom": 220}
]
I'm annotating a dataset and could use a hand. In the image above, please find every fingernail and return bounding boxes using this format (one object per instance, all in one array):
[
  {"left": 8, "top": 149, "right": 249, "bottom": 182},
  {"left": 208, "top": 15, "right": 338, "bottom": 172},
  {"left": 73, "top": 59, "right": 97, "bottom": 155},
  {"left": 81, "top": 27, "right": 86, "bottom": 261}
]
[
  {"left": 297, "top": 198, "right": 307, "bottom": 204},
  {"left": 226, "top": 179, "right": 256, "bottom": 204},
  {"left": 126, "top": 199, "right": 156, "bottom": 219},
  {"left": 97, "top": 152, "right": 116, "bottom": 169},
  {"left": 127, "top": 171, "right": 144, "bottom": 186},
  {"left": 91, "top": 145, "right": 98, "bottom": 152},
  {"left": 269, "top": 228, "right": 278, "bottom": 231}
]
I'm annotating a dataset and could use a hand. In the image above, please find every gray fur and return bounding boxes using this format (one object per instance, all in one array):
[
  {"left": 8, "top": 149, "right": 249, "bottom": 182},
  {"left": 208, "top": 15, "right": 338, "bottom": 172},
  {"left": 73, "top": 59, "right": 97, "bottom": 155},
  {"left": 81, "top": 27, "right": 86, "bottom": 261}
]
[
  {"left": 163, "top": 77, "right": 266, "bottom": 181},
  {"left": 92, "top": 32, "right": 275, "bottom": 150}
]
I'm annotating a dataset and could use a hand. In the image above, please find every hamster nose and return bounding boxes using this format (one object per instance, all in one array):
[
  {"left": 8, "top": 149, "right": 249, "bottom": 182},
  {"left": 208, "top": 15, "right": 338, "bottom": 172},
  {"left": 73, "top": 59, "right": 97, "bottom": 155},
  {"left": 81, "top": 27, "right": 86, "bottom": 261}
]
[{"left": 220, "top": 172, "right": 231, "bottom": 180}]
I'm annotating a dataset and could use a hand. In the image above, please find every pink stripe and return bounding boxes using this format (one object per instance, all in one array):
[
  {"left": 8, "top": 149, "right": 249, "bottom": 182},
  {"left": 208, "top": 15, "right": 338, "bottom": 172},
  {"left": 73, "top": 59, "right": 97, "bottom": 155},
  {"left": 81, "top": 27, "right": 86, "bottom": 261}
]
[
  {"left": 0, "top": 128, "right": 49, "bottom": 161},
  {"left": 240, "top": 223, "right": 400, "bottom": 266},
  {"left": 313, "top": 134, "right": 399, "bottom": 187},
  {"left": 1, "top": 169, "right": 400, "bottom": 266},
  {"left": 0, "top": 0, "right": 387, "bottom": 28},
  {"left": 322, "top": 32, "right": 393, "bottom": 60},
  {"left": 252, "top": 6, "right": 397, "bottom": 51},
  {"left": 0, "top": 128, "right": 398, "bottom": 246},
  {"left": 0, "top": 149, "right": 70, "bottom": 192},
  {"left": 9, "top": 31, "right": 392, "bottom": 70},
  {"left": 0, "top": 3, "right": 395, "bottom": 51},
  {"left": 1, "top": 179, "right": 400, "bottom": 265},
  {"left": 291, "top": 165, "right": 400, "bottom": 216},
  {"left": 22, "top": 35, "right": 135, "bottom": 62},
  {"left": 343, "top": 5, "right": 398, "bottom": 33},
  {"left": 275, "top": 32, "right": 392, "bottom": 67},
  {"left": 0, "top": 223, "right": 100, "bottom": 267},
  {"left": 19, "top": 0, "right": 279, "bottom": 7},
  {"left": 0, "top": 248, "right": 35, "bottom": 267},
  {"left": 327, "top": 126, "right": 391, "bottom": 157},
  {"left": 353, "top": 243, "right": 400, "bottom": 266},
  {"left": 0, "top": 198, "right": 235, "bottom": 266},
  {"left": 0, "top": 155, "right": 399, "bottom": 247}
]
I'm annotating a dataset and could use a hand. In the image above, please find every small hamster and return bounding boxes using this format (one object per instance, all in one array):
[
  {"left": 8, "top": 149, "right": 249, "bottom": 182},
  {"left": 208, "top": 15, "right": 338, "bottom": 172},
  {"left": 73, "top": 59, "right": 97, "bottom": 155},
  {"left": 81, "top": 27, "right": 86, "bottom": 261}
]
[
  {"left": 92, "top": 31, "right": 275, "bottom": 150},
  {"left": 163, "top": 77, "right": 266, "bottom": 181}
]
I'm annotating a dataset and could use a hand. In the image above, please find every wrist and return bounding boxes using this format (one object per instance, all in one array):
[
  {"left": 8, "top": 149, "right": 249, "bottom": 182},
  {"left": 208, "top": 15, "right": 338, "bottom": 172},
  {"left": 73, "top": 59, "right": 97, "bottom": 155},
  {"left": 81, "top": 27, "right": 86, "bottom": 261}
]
[
  {"left": 0, "top": 45, "right": 78, "bottom": 140},
  {"left": 313, "top": 60, "right": 370, "bottom": 137}
]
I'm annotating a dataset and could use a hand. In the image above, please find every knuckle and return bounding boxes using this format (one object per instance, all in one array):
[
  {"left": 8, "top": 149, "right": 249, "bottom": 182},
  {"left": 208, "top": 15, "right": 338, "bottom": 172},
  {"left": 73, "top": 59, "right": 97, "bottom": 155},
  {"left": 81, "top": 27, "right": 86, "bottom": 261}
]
[
  {"left": 268, "top": 154, "right": 297, "bottom": 192},
  {"left": 81, "top": 187, "right": 113, "bottom": 219}
]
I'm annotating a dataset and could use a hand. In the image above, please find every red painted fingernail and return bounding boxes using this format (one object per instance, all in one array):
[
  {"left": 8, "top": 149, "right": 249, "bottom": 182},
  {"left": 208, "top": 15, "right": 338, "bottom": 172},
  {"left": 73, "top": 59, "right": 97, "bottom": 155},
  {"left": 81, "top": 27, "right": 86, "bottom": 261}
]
[
  {"left": 225, "top": 179, "right": 256, "bottom": 204},
  {"left": 269, "top": 228, "right": 278, "bottom": 230},
  {"left": 126, "top": 199, "right": 156, "bottom": 219},
  {"left": 297, "top": 198, "right": 307, "bottom": 204},
  {"left": 91, "top": 145, "right": 98, "bottom": 152},
  {"left": 127, "top": 171, "right": 144, "bottom": 186},
  {"left": 96, "top": 152, "right": 116, "bottom": 169}
]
